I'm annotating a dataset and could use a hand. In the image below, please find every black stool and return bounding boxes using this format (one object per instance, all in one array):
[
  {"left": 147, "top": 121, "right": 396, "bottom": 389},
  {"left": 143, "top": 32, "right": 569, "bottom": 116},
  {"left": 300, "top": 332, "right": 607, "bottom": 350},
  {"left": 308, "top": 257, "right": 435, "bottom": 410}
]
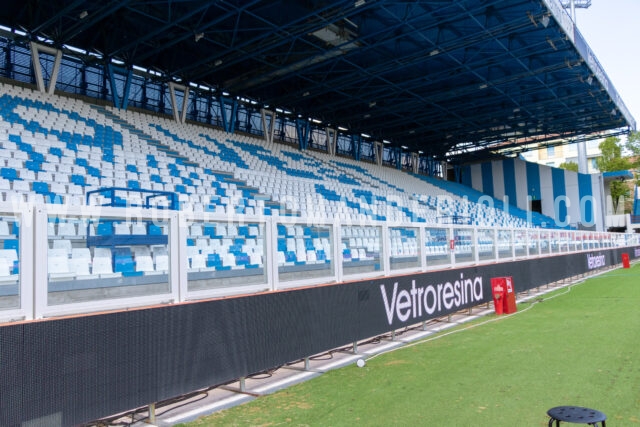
[{"left": 547, "top": 406, "right": 606, "bottom": 427}]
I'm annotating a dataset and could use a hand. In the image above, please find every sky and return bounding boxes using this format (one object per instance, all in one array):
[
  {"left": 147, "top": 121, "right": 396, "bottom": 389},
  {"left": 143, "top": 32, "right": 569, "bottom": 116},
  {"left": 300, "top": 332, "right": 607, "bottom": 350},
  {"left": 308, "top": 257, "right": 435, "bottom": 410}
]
[{"left": 573, "top": 0, "right": 640, "bottom": 131}]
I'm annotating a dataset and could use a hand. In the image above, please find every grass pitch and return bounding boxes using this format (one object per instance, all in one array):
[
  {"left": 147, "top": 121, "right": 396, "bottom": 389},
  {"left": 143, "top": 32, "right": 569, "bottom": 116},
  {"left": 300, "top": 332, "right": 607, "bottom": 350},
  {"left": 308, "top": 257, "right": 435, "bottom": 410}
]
[{"left": 182, "top": 265, "right": 640, "bottom": 426}]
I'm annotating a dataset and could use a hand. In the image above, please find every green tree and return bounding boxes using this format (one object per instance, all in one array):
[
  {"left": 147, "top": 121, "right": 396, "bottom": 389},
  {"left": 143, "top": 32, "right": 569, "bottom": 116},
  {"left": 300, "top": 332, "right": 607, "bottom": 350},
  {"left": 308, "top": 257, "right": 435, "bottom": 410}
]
[
  {"left": 596, "top": 136, "right": 632, "bottom": 172},
  {"left": 597, "top": 136, "right": 632, "bottom": 212},
  {"left": 558, "top": 161, "right": 578, "bottom": 172},
  {"left": 625, "top": 131, "right": 640, "bottom": 167}
]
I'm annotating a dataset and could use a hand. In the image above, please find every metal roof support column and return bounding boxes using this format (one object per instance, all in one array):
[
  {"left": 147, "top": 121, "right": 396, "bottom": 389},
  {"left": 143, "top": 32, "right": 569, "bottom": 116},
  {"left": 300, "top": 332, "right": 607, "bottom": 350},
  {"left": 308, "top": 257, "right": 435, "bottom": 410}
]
[
  {"left": 205, "top": 95, "right": 213, "bottom": 125},
  {"left": 107, "top": 64, "right": 133, "bottom": 110},
  {"left": 326, "top": 127, "right": 337, "bottom": 156},
  {"left": 352, "top": 135, "right": 362, "bottom": 161},
  {"left": 4, "top": 41, "right": 12, "bottom": 79},
  {"left": 427, "top": 157, "right": 438, "bottom": 177},
  {"left": 190, "top": 94, "right": 198, "bottom": 121},
  {"left": 168, "top": 82, "right": 190, "bottom": 124},
  {"left": 296, "top": 118, "right": 310, "bottom": 150},
  {"left": 411, "top": 153, "right": 419, "bottom": 174},
  {"left": 30, "top": 42, "right": 62, "bottom": 95},
  {"left": 140, "top": 78, "right": 147, "bottom": 110},
  {"left": 261, "top": 109, "right": 276, "bottom": 144},
  {"left": 395, "top": 147, "right": 402, "bottom": 170},
  {"left": 419, "top": 156, "right": 427, "bottom": 175},
  {"left": 374, "top": 142, "right": 383, "bottom": 166},
  {"left": 577, "top": 136, "right": 588, "bottom": 174},
  {"left": 220, "top": 96, "right": 237, "bottom": 133},
  {"left": 453, "top": 164, "right": 462, "bottom": 183},
  {"left": 80, "top": 65, "right": 88, "bottom": 97}
]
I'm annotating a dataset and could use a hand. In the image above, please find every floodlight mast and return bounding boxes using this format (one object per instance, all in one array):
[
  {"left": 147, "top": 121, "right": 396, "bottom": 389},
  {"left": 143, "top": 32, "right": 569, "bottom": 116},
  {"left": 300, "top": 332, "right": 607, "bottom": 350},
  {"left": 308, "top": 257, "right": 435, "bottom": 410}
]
[
  {"left": 560, "top": 0, "right": 592, "bottom": 174},
  {"left": 559, "top": 0, "right": 592, "bottom": 22}
]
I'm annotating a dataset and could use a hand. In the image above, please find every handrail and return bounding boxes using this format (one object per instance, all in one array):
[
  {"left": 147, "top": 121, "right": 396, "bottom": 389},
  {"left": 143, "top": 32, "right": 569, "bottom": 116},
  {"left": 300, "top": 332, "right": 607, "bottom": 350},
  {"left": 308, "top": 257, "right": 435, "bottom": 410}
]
[
  {"left": 85, "top": 187, "right": 179, "bottom": 210},
  {"left": 0, "top": 201, "right": 637, "bottom": 323}
]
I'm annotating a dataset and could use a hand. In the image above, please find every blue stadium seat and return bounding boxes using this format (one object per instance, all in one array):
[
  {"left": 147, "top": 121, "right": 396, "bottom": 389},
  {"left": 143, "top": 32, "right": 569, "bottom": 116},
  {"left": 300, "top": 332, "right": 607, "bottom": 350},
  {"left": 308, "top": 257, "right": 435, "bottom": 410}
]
[
  {"left": 32, "top": 181, "right": 49, "bottom": 195},
  {"left": 112, "top": 247, "right": 139, "bottom": 275},
  {"left": 96, "top": 222, "right": 114, "bottom": 236},
  {"left": 70, "top": 174, "right": 86, "bottom": 186},
  {"left": 25, "top": 160, "right": 41, "bottom": 172},
  {"left": 1, "top": 168, "right": 19, "bottom": 181}
]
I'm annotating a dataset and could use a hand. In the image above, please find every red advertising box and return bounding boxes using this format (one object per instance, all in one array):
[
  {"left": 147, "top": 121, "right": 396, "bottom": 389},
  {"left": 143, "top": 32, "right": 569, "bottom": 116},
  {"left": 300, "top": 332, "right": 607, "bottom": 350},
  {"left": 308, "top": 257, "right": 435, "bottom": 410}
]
[
  {"left": 491, "top": 279, "right": 505, "bottom": 315},
  {"left": 622, "top": 253, "right": 630, "bottom": 269},
  {"left": 491, "top": 277, "right": 517, "bottom": 315}
]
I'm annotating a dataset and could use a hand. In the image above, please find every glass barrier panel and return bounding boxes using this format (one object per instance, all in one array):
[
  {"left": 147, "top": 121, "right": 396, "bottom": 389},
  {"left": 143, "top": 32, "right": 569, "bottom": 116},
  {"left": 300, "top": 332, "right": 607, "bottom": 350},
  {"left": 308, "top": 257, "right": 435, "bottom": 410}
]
[
  {"left": 571, "top": 232, "right": 579, "bottom": 250},
  {"left": 540, "top": 231, "right": 550, "bottom": 254},
  {"left": 341, "top": 225, "right": 381, "bottom": 275},
  {"left": 0, "top": 215, "right": 20, "bottom": 310},
  {"left": 575, "top": 233, "right": 585, "bottom": 251},
  {"left": 561, "top": 231, "right": 569, "bottom": 251},
  {"left": 558, "top": 231, "right": 569, "bottom": 253},
  {"left": 277, "top": 223, "right": 334, "bottom": 282},
  {"left": 528, "top": 230, "right": 540, "bottom": 256},
  {"left": 453, "top": 228, "right": 474, "bottom": 264},
  {"left": 497, "top": 229, "right": 512, "bottom": 259},
  {"left": 476, "top": 228, "right": 495, "bottom": 262},
  {"left": 514, "top": 229, "right": 527, "bottom": 257},
  {"left": 550, "top": 231, "right": 560, "bottom": 253},
  {"left": 586, "top": 233, "right": 595, "bottom": 250},
  {"left": 613, "top": 234, "right": 628, "bottom": 248},
  {"left": 47, "top": 216, "right": 171, "bottom": 305},
  {"left": 389, "top": 226, "right": 420, "bottom": 271},
  {"left": 425, "top": 227, "right": 450, "bottom": 267},
  {"left": 187, "top": 220, "right": 268, "bottom": 291}
]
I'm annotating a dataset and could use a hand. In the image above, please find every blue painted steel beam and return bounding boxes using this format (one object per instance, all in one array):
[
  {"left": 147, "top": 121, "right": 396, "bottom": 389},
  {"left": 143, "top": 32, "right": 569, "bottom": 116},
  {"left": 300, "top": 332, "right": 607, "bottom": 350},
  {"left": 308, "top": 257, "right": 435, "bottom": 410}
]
[
  {"left": 220, "top": 96, "right": 238, "bottom": 133},
  {"left": 180, "top": 0, "right": 363, "bottom": 82},
  {"left": 107, "top": 63, "right": 133, "bottom": 110},
  {"left": 453, "top": 164, "right": 462, "bottom": 183},
  {"left": 295, "top": 118, "right": 311, "bottom": 151},
  {"left": 351, "top": 134, "right": 361, "bottom": 161},
  {"left": 59, "top": 0, "right": 133, "bottom": 45},
  {"left": 110, "top": 3, "right": 214, "bottom": 58}
]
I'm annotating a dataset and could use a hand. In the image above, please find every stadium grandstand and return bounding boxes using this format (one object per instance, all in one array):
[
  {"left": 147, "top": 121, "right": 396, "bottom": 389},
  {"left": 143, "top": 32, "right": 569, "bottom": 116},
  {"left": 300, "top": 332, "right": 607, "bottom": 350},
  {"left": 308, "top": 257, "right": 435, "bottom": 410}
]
[{"left": 0, "top": 1, "right": 638, "bottom": 425}]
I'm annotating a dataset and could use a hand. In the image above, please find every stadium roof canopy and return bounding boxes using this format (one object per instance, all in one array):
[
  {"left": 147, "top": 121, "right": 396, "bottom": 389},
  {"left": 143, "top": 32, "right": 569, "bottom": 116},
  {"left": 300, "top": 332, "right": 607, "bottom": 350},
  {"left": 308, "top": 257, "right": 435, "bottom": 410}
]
[{"left": 0, "top": 0, "right": 635, "bottom": 160}]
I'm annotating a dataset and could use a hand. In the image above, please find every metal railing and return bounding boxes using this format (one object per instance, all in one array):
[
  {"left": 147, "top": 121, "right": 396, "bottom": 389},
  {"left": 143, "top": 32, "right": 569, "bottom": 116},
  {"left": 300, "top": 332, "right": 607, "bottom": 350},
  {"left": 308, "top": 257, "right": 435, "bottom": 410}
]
[{"left": 0, "top": 201, "right": 637, "bottom": 323}]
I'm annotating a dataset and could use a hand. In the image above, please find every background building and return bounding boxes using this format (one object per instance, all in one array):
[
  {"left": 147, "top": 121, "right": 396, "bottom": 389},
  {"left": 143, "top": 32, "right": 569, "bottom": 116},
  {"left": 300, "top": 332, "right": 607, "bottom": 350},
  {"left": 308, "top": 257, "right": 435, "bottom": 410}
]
[{"left": 521, "top": 139, "right": 603, "bottom": 173}]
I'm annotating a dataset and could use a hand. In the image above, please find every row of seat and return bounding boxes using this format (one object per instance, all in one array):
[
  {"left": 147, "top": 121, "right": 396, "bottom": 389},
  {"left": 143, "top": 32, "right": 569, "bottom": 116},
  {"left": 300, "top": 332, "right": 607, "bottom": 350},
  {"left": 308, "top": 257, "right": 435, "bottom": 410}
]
[
  {"left": 0, "top": 81, "right": 579, "bottom": 286},
  {"left": 48, "top": 245, "right": 170, "bottom": 278},
  {"left": 2, "top": 83, "right": 538, "bottom": 230}
]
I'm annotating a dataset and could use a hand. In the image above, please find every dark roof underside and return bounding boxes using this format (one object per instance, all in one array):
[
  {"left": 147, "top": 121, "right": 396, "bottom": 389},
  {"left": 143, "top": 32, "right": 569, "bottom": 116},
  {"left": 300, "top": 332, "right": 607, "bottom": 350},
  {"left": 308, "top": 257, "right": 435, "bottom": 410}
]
[{"left": 0, "top": 0, "right": 634, "bottom": 159}]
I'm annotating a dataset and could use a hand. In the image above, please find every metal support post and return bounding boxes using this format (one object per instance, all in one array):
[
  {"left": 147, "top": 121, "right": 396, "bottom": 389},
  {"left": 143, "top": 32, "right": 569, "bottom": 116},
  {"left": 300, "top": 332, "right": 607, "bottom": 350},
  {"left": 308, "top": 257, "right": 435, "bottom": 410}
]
[{"left": 148, "top": 403, "right": 156, "bottom": 424}]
